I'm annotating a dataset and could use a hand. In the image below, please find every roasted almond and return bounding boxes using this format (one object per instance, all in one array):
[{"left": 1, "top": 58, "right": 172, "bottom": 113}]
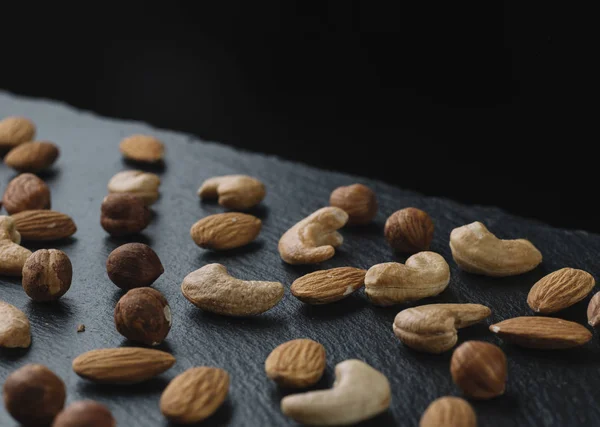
[
  {"left": 72, "top": 347, "right": 175, "bottom": 384},
  {"left": 160, "top": 367, "right": 229, "bottom": 424},
  {"left": 527, "top": 268, "right": 595, "bottom": 313},
  {"left": 291, "top": 267, "right": 366, "bottom": 304},
  {"left": 2, "top": 173, "right": 51, "bottom": 215},
  {"left": 120, "top": 134, "right": 164, "bottom": 163},
  {"left": 0, "top": 116, "right": 36, "bottom": 149},
  {"left": 419, "top": 396, "right": 477, "bottom": 427},
  {"left": 4, "top": 141, "right": 59, "bottom": 172},
  {"left": 490, "top": 316, "right": 592, "bottom": 349},
  {"left": 190, "top": 212, "right": 261, "bottom": 250},
  {"left": 265, "top": 339, "right": 326, "bottom": 388},
  {"left": 11, "top": 210, "right": 76, "bottom": 241},
  {"left": 587, "top": 292, "right": 600, "bottom": 327},
  {"left": 0, "top": 300, "right": 31, "bottom": 348}
]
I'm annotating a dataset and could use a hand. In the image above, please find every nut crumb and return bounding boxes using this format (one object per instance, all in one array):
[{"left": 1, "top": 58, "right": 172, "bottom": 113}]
[{"left": 77, "top": 324, "right": 85, "bottom": 333}]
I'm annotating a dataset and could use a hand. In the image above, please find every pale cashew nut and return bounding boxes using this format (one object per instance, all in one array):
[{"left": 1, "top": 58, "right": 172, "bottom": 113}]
[
  {"left": 0, "top": 300, "right": 31, "bottom": 348},
  {"left": 281, "top": 359, "right": 391, "bottom": 426},
  {"left": 108, "top": 170, "right": 161, "bottom": 205},
  {"left": 197, "top": 175, "right": 266, "bottom": 210},
  {"left": 278, "top": 207, "right": 348, "bottom": 265},
  {"left": 393, "top": 303, "right": 491, "bottom": 353},
  {"left": 449, "top": 221, "right": 542, "bottom": 276},
  {"left": 0, "top": 215, "right": 21, "bottom": 243},
  {"left": 0, "top": 216, "right": 31, "bottom": 276},
  {"left": 181, "top": 263, "right": 284, "bottom": 316},
  {"left": 364, "top": 252, "right": 450, "bottom": 306}
]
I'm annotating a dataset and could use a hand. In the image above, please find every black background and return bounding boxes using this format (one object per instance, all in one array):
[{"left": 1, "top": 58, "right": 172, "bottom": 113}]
[{"left": 0, "top": 2, "right": 592, "bottom": 231}]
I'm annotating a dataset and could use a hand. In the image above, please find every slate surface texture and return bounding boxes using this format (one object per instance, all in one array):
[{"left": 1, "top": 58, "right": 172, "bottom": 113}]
[{"left": 1, "top": 91, "right": 600, "bottom": 427}]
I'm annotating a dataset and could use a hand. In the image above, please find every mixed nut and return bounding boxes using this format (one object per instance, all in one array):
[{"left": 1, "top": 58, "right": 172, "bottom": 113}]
[{"left": 1, "top": 113, "right": 598, "bottom": 426}]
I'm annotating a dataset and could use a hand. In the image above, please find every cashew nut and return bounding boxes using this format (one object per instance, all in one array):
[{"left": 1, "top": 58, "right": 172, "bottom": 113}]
[
  {"left": 449, "top": 221, "right": 542, "bottom": 276},
  {"left": 364, "top": 252, "right": 450, "bottom": 306},
  {"left": 0, "top": 215, "right": 21, "bottom": 243},
  {"left": 281, "top": 359, "right": 391, "bottom": 426},
  {"left": 278, "top": 207, "right": 348, "bottom": 265},
  {"left": 0, "top": 216, "right": 31, "bottom": 276},
  {"left": 108, "top": 170, "right": 161, "bottom": 205},
  {"left": 0, "top": 300, "right": 31, "bottom": 348},
  {"left": 197, "top": 175, "right": 266, "bottom": 210},
  {"left": 393, "top": 303, "right": 491, "bottom": 353},
  {"left": 181, "top": 263, "right": 284, "bottom": 316}
]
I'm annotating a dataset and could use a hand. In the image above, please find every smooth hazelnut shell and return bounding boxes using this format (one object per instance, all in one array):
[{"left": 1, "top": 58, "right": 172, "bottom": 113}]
[
  {"left": 106, "top": 243, "right": 164, "bottom": 289},
  {"left": 114, "top": 288, "right": 171, "bottom": 346},
  {"left": 100, "top": 193, "right": 151, "bottom": 236}
]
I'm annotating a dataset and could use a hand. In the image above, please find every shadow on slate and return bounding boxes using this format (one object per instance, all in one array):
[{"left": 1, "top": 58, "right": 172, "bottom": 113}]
[{"left": 2, "top": 90, "right": 600, "bottom": 426}]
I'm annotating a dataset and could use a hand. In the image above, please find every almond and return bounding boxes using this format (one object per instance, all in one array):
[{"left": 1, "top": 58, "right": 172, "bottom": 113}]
[
  {"left": 11, "top": 210, "right": 76, "bottom": 241},
  {"left": 384, "top": 207, "right": 434, "bottom": 253},
  {"left": 72, "top": 347, "right": 175, "bottom": 384},
  {"left": 265, "top": 339, "right": 326, "bottom": 388},
  {"left": 4, "top": 141, "right": 59, "bottom": 172},
  {"left": 489, "top": 316, "right": 592, "bottom": 349},
  {"left": 587, "top": 292, "right": 600, "bottom": 327},
  {"left": 190, "top": 212, "right": 261, "bottom": 250},
  {"left": 291, "top": 267, "right": 366, "bottom": 304},
  {"left": 0, "top": 116, "right": 36, "bottom": 149},
  {"left": 120, "top": 134, "right": 164, "bottom": 163},
  {"left": 160, "top": 367, "right": 229, "bottom": 424},
  {"left": 527, "top": 268, "right": 595, "bottom": 313},
  {"left": 0, "top": 300, "right": 31, "bottom": 348},
  {"left": 2, "top": 173, "right": 51, "bottom": 215},
  {"left": 419, "top": 396, "right": 477, "bottom": 427}
]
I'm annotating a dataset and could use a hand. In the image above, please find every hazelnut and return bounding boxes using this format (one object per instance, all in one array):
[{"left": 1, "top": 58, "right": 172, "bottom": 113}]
[
  {"left": 3, "top": 364, "right": 66, "bottom": 425},
  {"left": 2, "top": 173, "right": 51, "bottom": 214},
  {"left": 450, "top": 341, "right": 507, "bottom": 399},
  {"left": 114, "top": 287, "right": 171, "bottom": 346},
  {"left": 22, "top": 249, "right": 72, "bottom": 301},
  {"left": 0, "top": 116, "right": 36, "bottom": 149},
  {"left": 52, "top": 400, "right": 115, "bottom": 427},
  {"left": 100, "top": 193, "right": 151, "bottom": 236},
  {"left": 106, "top": 243, "right": 164, "bottom": 290},
  {"left": 384, "top": 207, "right": 434, "bottom": 253},
  {"left": 329, "top": 183, "right": 378, "bottom": 225}
]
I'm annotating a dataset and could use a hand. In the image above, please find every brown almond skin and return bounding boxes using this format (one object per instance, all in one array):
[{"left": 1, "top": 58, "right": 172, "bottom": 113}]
[
  {"left": 52, "top": 400, "right": 116, "bottom": 427},
  {"left": 588, "top": 292, "right": 600, "bottom": 327},
  {"left": 11, "top": 210, "right": 77, "bottom": 241},
  {"left": 100, "top": 193, "right": 151, "bottom": 236},
  {"left": 291, "top": 267, "right": 366, "bottom": 304},
  {"left": 450, "top": 341, "right": 506, "bottom": 400},
  {"left": 2, "top": 173, "right": 51, "bottom": 214},
  {"left": 160, "top": 367, "right": 230, "bottom": 424},
  {"left": 114, "top": 288, "right": 171, "bottom": 346},
  {"left": 3, "top": 364, "right": 66, "bottom": 426},
  {"left": 106, "top": 243, "right": 164, "bottom": 289},
  {"left": 419, "top": 396, "right": 477, "bottom": 427},
  {"left": 0, "top": 116, "right": 36, "bottom": 149},
  {"left": 527, "top": 268, "right": 595, "bottom": 314},
  {"left": 190, "top": 212, "right": 261, "bottom": 250},
  {"left": 22, "top": 249, "right": 73, "bottom": 302},
  {"left": 490, "top": 316, "right": 592, "bottom": 349},
  {"left": 265, "top": 339, "right": 326, "bottom": 388},
  {"left": 120, "top": 134, "right": 164, "bottom": 163},
  {"left": 329, "top": 184, "right": 378, "bottom": 225},
  {"left": 72, "top": 347, "right": 176, "bottom": 384},
  {"left": 4, "top": 141, "right": 60, "bottom": 172},
  {"left": 385, "top": 207, "right": 434, "bottom": 253}
]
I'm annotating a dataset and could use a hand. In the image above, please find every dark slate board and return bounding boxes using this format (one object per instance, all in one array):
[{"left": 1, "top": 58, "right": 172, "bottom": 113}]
[{"left": 1, "top": 91, "right": 600, "bottom": 427}]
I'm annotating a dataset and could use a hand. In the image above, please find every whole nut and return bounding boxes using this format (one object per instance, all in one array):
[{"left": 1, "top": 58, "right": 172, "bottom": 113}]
[
  {"left": 2, "top": 173, "right": 51, "bottom": 215},
  {"left": 106, "top": 243, "right": 164, "bottom": 289},
  {"left": 114, "top": 287, "right": 171, "bottom": 346},
  {"left": 22, "top": 249, "right": 72, "bottom": 301},
  {"left": 0, "top": 215, "right": 21, "bottom": 242},
  {"left": 11, "top": 210, "right": 77, "bottom": 241},
  {"left": 198, "top": 174, "right": 266, "bottom": 210},
  {"left": 450, "top": 341, "right": 507, "bottom": 400},
  {"left": 190, "top": 212, "right": 262, "bottom": 250},
  {"left": 4, "top": 141, "right": 60, "bottom": 172},
  {"left": 419, "top": 396, "right": 476, "bottom": 427},
  {"left": 100, "top": 193, "right": 151, "bottom": 236},
  {"left": 265, "top": 338, "right": 326, "bottom": 388},
  {"left": 108, "top": 170, "right": 161, "bottom": 205},
  {"left": 0, "top": 300, "right": 31, "bottom": 348},
  {"left": 52, "top": 400, "right": 116, "bottom": 427},
  {"left": 290, "top": 267, "right": 366, "bottom": 304},
  {"left": 588, "top": 292, "right": 600, "bottom": 327},
  {"left": 120, "top": 134, "right": 164, "bottom": 163},
  {"left": 329, "top": 183, "right": 378, "bottom": 225},
  {"left": 0, "top": 116, "right": 36, "bottom": 149},
  {"left": 0, "top": 240, "right": 32, "bottom": 276},
  {"left": 385, "top": 208, "right": 434, "bottom": 253},
  {"left": 3, "top": 364, "right": 66, "bottom": 425},
  {"left": 527, "top": 267, "right": 595, "bottom": 313}
]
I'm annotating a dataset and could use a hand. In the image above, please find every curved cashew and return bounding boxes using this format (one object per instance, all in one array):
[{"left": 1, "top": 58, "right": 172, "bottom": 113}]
[
  {"left": 0, "top": 215, "right": 21, "bottom": 243},
  {"left": 0, "top": 300, "right": 31, "bottom": 348},
  {"left": 197, "top": 175, "right": 266, "bottom": 210},
  {"left": 449, "top": 221, "right": 542, "bottom": 276},
  {"left": 181, "top": 263, "right": 284, "bottom": 316},
  {"left": 364, "top": 252, "right": 450, "bottom": 306},
  {"left": 393, "top": 303, "right": 491, "bottom": 353},
  {"left": 0, "top": 217, "right": 31, "bottom": 276},
  {"left": 278, "top": 207, "right": 348, "bottom": 265},
  {"left": 281, "top": 359, "right": 391, "bottom": 426},
  {"left": 108, "top": 170, "right": 161, "bottom": 205}
]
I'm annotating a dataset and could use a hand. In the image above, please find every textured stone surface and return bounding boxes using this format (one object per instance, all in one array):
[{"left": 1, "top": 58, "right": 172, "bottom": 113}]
[{"left": 1, "top": 91, "right": 600, "bottom": 426}]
